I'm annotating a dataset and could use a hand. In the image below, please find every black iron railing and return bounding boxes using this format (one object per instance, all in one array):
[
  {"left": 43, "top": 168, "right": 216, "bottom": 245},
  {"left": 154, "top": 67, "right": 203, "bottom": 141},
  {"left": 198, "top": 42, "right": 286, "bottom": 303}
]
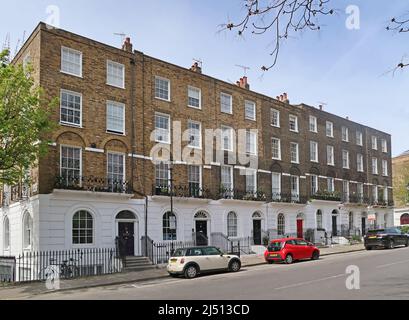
[
  {"left": 141, "top": 237, "right": 195, "bottom": 265},
  {"left": 1, "top": 248, "right": 122, "bottom": 283},
  {"left": 310, "top": 191, "right": 342, "bottom": 202},
  {"left": 55, "top": 176, "right": 133, "bottom": 194}
]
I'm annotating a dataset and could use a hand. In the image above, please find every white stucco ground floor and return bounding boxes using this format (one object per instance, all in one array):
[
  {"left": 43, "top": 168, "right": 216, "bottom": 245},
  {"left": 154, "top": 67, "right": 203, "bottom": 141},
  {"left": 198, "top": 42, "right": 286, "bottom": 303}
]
[
  {"left": 394, "top": 207, "right": 409, "bottom": 227},
  {"left": 0, "top": 190, "right": 395, "bottom": 257}
]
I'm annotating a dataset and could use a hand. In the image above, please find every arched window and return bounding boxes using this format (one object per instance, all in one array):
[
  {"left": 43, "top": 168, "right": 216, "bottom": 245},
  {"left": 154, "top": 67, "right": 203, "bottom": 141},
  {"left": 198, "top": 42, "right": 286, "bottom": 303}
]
[
  {"left": 227, "top": 212, "right": 238, "bottom": 237},
  {"left": 401, "top": 213, "right": 409, "bottom": 225},
  {"left": 4, "top": 217, "right": 10, "bottom": 251},
  {"left": 72, "top": 211, "right": 94, "bottom": 244},
  {"left": 316, "top": 210, "right": 323, "bottom": 229},
  {"left": 23, "top": 212, "right": 33, "bottom": 249},
  {"left": 163, "top": 212, "right": 177, "bottom": 241},
  {"left": 194, "top": 211, "right": 209, "bottom": 220},
  {"left": 277, "top": 213, "right": 285, "bottom": 236},
  {"left": 252, "top": 212, "right": 262, "bottom": 220},
  {"left": 116, "top": 211, "right": 136, "bottom": 220}
]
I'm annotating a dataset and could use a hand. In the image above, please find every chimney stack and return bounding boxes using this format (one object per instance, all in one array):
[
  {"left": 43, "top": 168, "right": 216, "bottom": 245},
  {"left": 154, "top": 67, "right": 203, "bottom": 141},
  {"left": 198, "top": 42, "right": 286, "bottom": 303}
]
[
  {"left": 276, "top": 92, "right": 289, "bottom": 103},
  {"left": 122, "top": 37, "right": 133, "bottom": 52},
  {"left": 319, "top": 105, "right": 323, "bottom": 110},
  {"left": 190, "top": 62, "right": 202, "bottom": 74},
  {"left": 237, "top": 76, "right": 250, "bottom": 90}
]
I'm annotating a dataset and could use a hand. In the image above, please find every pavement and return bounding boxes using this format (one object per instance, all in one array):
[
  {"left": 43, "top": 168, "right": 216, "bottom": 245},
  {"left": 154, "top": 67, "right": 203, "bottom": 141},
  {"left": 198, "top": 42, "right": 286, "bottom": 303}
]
[{"left": 0, "top": 243, "right": 364, "bottom": 300}]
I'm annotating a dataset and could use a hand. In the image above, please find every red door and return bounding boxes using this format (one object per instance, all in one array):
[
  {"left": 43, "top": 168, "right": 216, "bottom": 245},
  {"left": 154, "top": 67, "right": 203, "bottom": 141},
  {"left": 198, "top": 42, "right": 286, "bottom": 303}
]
[{"left": 297, "top": 219, "right": 303, "bottom": 238}]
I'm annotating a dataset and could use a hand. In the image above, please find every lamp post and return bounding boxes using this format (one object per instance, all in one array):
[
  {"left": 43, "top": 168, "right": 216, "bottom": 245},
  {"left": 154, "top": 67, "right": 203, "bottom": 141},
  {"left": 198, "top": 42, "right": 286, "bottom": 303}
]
[{"left": 169, "top": 153, "right": 174, "bottom": 221}]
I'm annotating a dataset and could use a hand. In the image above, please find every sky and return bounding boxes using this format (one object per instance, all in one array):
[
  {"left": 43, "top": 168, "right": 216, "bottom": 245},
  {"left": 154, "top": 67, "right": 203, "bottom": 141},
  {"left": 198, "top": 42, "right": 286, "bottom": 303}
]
[{"left": 1, "top": 0, "right": 409, "bottom": 157}]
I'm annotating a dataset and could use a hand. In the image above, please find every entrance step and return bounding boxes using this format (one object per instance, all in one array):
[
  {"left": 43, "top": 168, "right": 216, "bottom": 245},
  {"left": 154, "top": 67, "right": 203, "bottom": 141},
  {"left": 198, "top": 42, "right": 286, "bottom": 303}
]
[
  {"left": 123, "top": 256, "right": 157, "bottom": 272},
  {"left": 250, "top": 245, "right": 266, "bottom": 255}
]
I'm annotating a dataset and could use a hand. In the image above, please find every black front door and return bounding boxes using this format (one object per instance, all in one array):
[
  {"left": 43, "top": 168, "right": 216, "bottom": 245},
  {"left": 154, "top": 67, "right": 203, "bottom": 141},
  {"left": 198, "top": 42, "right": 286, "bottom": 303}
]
[
  {"left": 119, "top": 222, "right": 134, "bottom": 256},
  {"left": 195, "top": 220, "right": 208, "bottom": 246},
  {"left": 332, "top": 216, "right": 338, "bottom": 236},
  {"left": 253, "top": 220, "right": 262, "bottom": 245},
  {"left": 361, "top": 218, "right": 366, "bottom": 236}
]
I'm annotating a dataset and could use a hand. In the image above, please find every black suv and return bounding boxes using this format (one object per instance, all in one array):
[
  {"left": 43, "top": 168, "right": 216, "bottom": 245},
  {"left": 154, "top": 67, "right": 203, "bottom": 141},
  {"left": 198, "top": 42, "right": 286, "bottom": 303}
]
[{"left": 364, "top": 228, "right": 409, "bottom": 250}]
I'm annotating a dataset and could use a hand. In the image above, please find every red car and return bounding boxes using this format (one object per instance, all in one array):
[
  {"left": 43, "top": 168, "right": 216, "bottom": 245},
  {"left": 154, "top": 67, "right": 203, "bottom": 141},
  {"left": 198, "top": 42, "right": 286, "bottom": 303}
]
[{"left": 264, "top": 238, "right": 320, "bottom": 264}]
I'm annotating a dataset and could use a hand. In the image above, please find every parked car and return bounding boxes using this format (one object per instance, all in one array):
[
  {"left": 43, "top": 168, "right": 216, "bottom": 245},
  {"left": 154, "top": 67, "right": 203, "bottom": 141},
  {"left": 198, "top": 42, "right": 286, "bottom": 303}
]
[
  {"left": 167, "top": 246, "right": 241, "bottom": 279},
  {"left": 364, "top": 228, "right": 409, "bottom": 250},
  {"left": 264, "top": 238, "right": 320, "bottom": 264}
]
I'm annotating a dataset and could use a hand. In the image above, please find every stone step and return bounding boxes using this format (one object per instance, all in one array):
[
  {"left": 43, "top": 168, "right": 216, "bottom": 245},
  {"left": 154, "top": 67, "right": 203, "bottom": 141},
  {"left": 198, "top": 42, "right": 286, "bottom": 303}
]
[{"left": 123, "top": 264, "right": 158, "bottom": 272}]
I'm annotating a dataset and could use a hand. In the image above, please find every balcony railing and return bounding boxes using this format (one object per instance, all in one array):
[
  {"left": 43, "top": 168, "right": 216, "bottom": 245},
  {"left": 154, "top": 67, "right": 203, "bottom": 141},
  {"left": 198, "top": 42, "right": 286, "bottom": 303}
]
[
  {"left": 310, "top": 191, "right": 342, "bottom": 202},
  {"left": 55, "top": 176, "right": 133, "bottom": 194},
  {"left": 153, "top": 185, "right": 214, "bottom": 199}
]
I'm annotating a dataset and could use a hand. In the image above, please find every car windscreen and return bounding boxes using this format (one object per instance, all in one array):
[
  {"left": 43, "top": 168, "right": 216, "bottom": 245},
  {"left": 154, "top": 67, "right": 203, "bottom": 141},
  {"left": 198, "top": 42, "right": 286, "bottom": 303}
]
[
  {"left": 367, "top": 229, "right": 385, "bottom": 235},
  {"left": 268, "top": 242, "right": 283, "bottom": 251}
]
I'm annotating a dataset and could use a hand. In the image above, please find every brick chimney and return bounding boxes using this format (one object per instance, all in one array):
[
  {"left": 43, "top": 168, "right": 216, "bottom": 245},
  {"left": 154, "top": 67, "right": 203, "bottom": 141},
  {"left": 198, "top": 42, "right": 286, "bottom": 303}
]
[
  {"left": 190, "top": 62, "right": 202, "bottom": 74},
  {"left": 276, "top": 92, "right": 289, "bottom": 103},
  {"left": 237, "top": 76, "right": 250, "bottom": 90},
  {"left": 122, "top": 37, "right": 133, "bottom": 52}
]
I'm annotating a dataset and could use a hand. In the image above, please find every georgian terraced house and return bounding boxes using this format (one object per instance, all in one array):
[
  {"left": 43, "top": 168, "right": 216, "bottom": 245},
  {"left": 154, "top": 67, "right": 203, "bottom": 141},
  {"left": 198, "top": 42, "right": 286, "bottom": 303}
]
[{"left": 0, "top": 23, "right": 394, "bottom": 257}]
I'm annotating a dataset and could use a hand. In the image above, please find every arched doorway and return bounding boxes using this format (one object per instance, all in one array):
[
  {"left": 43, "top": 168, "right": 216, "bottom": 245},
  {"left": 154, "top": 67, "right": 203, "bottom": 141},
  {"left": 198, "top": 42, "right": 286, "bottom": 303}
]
[
  {"left": 252, "top": 212, "right": 263, "bottom": 245},
  {"left": 297, "top": 213, "right": 305, "bottom": 239},
  {"left": 332, "top": 210, "right": 338, "bottom": 236},
  {"left": 194, "top": 211, "right": 209, "bottom": 246},
  {"left": 401, "top": 213, "right": 409, "bottom": 225},
  {"left": 116, "top": 211, "right": 138, "bottom": 256}
]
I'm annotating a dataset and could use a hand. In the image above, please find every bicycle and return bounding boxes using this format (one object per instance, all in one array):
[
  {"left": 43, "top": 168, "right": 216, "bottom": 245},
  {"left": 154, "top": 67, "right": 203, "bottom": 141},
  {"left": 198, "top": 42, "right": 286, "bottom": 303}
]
[{"left": 38, "top": 252, "right": 83, "bottom": 280}]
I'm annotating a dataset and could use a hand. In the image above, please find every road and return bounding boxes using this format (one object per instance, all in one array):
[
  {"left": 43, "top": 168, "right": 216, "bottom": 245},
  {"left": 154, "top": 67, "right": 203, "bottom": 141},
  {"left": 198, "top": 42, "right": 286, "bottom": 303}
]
[{"left": 31, "top": 246, "right": 409, "bottom": 300}]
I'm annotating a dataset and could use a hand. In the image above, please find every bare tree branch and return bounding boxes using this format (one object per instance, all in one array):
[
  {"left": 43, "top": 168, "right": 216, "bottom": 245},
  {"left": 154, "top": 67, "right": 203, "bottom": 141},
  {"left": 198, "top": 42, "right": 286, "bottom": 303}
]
[{"left": 221, "top": 0, "right": 335, "bottom": 71}]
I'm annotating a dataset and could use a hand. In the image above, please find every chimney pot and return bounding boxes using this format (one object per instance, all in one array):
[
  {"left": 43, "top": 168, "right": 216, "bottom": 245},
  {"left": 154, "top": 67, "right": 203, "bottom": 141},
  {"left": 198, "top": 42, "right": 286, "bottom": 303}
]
[
  {"left": 190, "top": 62, "right": 202, "bottom": 74},
  {"left": 122, "top": 37, "right": 133, "bottom": 52},
  {"left": 237, "top": 76, "right": 250, "bottom": 90}
]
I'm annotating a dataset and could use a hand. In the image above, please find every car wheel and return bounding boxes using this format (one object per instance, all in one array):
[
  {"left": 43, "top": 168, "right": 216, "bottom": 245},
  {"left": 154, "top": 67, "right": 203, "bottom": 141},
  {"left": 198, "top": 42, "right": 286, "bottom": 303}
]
[
  {"left": 388, "top": 240, "right": 395, "bottom": 250},
  {"left": 184, "top": 265, "right": 198, "bottom": 279},
  {"left": 311, "top": 251, "right": 320, "bottom": 260},
  {"left": 405, "top": 240, "right": 409, "bottom": 248},
  {"left": 229, "top": 260, "right": 241, "bottom": 272},
  {"left": 285, "top": 254, "right": 293, "bottom": 264},
  {"left": 365, "top": 246, "right": 373, "bottom": 251},
  {"left": 267, "top": 261, "right": 274, "bottom": 265}
]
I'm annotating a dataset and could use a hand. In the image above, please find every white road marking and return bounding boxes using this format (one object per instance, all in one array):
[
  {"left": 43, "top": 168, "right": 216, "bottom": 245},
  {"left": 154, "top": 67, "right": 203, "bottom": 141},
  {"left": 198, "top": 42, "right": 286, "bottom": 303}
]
[
  {"left": 375, "top": 259, "right": 409, "bottom": 269},
  {"left": 274, "top": 274, "right": 346, "bottom": 290}
]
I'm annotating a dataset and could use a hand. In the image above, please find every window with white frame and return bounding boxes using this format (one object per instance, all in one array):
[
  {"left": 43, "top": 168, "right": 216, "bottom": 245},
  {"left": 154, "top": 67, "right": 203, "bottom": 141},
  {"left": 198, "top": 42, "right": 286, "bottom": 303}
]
[
  {"left": 221, "top": 166, "right": 233, "bottom": 193},
  {"left": 372, "top": 185, "right": 378, "bottom": 203},
  {"left": 246, "top": 131, "right": 257, "bottom": 155},
  {"left": 291, "top": 176, "right": 300, "bottom": 201},
  {"left": 382, "top": 160, "right": 388, "bottom": 176},
  {"left": 72, "top": 210, "right": 93, "bottom": 245},
  {"left": 356, "top": 131, "right": 363, "bottom": 146},
  {"left": 163, "top": 212, "right": 177, "bottom": 241},
  {"left": 61, "top": 47, "right": 82, "bottom": 77},
  {"left": 290, "top": 142, "right": 299, "bottom": 163},
  {"left": 326, "top": 121, "right": 334, "bottom": 137},
  {"left": 342, "top": 150, "right": 350, "bottom": 169},
  {"left": 309, "top": 116, "right": 317, "bottom": 133},
  {"left": 272, "top": 172, "right": 281, "bottom": 200},
  {"left": 371, "top": 136, "right": 378, "bottom": 150},
  {"left": 106, "top": 101, "right": 125, "bottom": 134},
  {"left": 188, "top": 120, "right": 201, "bottom": 148},
  {"left": 3, "top": 217, "right": 10, "bottom": 251},
  {"left": 23, "top": 212, "right": 33, "bottom": 249},
  {"left": 316, "top": 210, "right": 323, "bottom": 229},
  {"left": 60, "top": 90, "right": 82, "bottom": 126},
  {"left": 289, "top": 115, "right": 298, "bottom": 132},
  {"left": 271, "top": 138, "right": 281, "bottom": 160},
  {"left": 155, "top": 162, "right": 169, "bottom": 187},
  {"left": 23, "top": 54, "right": 32, "bottom": 75},
  {"left": 383, "top": 185, "right": 388, "bottom": 202},
  {"left": 246, "top": 169, "right": 257, "bottom": 193},
  {"left": 227, "top": 212, "right": 238, "bottom": 237},
  {"left": 381, "top": 139, "right": 388, "bottom": 153},
  {"left": 245, "top": 100, "right": 256, "bottom": 121},
  {"left": 310, "top": 141, "right": 318, "bottom": 162},
  {"left": 155, "top": 77, "right": 170, "bottom": 101},
  {"left": 357, "top": 153, "right": 364, "bottom": 172},
  {"left": 188, "top": 165, "right": 201, "bottom": 196},
  {"left": 220, "top": 92, "right": 232, "bottom": 114},
  {"left": 343, "top": 181, "right": 350, "bottom": 202},
  {"left": 311, "top": 175, "right": 318, "bottom": 195},
  {"left": 277, "top": 213, "right": 285, "bottom": 235},
  {"left": 271, "top": 108, "right": 280, "bottom": 127},
  {"left": 155, "top": 113, "right": 170, "bottom": 143},
  {"left": 107, "top": 60, "right": 125, "bottom": 88},
  {"left": 342, "top": 127, "right": 349, "bottom": 142},
  {"left": 107, "top": 153, "right": 125, "bottom": 188},
  {"left": 221, "top": 125, "right": 233, "bottom": 151},
  {"left": 357, "top": 183, "right": 364, "bottom": 202},
  {"left": 327, "top": 145, "right": 334, "bottom": 165},
  {"left": 188, "top": 86, "right": 201, "bottom": 108},
  {"left": 327, "top": 177, "right": 335, "bottom": 192},
  {"left": 372, "top": 157, "right": 378, "bottom": 175},
  {"left": 61, "top": 146, "right": 81, "bottom": 183}
]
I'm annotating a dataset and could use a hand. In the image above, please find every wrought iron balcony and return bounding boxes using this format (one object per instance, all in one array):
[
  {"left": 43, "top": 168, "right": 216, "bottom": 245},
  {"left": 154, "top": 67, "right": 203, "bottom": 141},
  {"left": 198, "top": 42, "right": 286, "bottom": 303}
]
[
  {"left": 270, "top": 192, "right": 308, "bottom": 204},
  {"left": 310, "top": 191, "right": 342, "bottom": 202},
  {"left": 218, "top": 188, "right": 267, "bottom": 202},
  {"left": 55, "top": 176, "right": 133, "bottom": 194},
  {"left": 152, "top": 185, "right": 214, "bottom": 199}
]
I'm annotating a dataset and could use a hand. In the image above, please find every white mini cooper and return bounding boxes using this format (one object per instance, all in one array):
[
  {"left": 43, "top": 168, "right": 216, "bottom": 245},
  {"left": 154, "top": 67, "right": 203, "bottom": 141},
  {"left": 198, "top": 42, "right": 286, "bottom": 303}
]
[{"left": 167, "top": 246, "right": 241, "bottom": 279}]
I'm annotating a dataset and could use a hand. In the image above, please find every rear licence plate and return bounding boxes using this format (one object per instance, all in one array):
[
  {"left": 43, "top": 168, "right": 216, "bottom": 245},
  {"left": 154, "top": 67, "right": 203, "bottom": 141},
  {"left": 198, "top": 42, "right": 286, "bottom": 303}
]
[
  {"left": 170, "top": 259, "right": 177, "bottom": 263},
  {"left": 269, "top": 254, "right": 279, "bottom": 257},
  {"left": 368, "top": 236, "right": 377, "bottom": 239}
]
